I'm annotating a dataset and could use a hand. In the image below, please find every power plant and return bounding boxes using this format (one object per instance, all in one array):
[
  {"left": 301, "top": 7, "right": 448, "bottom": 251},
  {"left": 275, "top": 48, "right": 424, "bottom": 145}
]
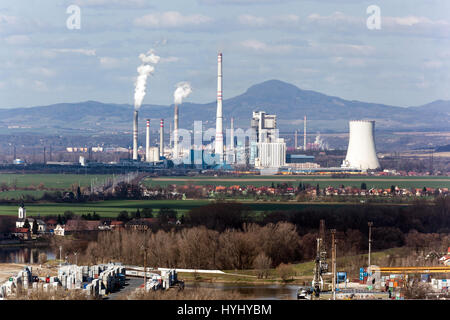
[
  {"left": 342, "top": 120, "right": 380, "bottom": 170},
  {"left": 119, "top": 51, "right": 380, "bottom": 175}
]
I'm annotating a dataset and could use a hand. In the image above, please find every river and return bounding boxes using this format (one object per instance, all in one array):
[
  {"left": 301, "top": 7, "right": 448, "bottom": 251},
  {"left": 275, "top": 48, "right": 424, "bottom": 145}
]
[
  {"left": 0, "top": 246, "right": 55, "bottom": 264},
  {"left": 185, "top": 282, "right": 299, "bottom": 300}
]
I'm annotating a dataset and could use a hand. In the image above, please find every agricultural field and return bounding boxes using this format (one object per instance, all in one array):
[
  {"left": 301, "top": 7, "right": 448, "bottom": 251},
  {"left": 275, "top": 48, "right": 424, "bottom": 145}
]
[
  {"left": 0, "top": 173, "right": 114, "bottom": 199},
  {"left": 144, "top": 175, "right": 450, "bottom": 189},
  {"left": 0, "top": 199, "right": 371, "bottom": 218}
]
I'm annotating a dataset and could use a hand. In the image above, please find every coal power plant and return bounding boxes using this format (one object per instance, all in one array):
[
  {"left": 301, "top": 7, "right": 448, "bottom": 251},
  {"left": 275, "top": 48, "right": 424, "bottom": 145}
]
[{"left": 31, "top": 50, "right": 383, "bottom": 175}]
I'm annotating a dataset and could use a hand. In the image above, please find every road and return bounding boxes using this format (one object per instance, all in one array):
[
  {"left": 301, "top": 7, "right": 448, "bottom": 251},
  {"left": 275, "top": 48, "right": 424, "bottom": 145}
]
[{"left": 104, "top": 277, "right": 143, "bottom": 300}]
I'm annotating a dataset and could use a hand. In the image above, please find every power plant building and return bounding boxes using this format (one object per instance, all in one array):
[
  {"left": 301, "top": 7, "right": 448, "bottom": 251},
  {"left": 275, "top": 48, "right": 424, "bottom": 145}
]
[
  {"left": 250, "top": 111, "right": 286, "bottom": 169},
  {"left": 342, "top": 120, "right": 380, "bottom": 170}
]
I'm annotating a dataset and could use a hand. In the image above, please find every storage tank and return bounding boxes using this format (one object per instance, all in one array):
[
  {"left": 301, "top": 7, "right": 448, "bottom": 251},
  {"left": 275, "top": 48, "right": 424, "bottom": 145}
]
[{"left": 342, "top": 120, "right": 380, "bottom": 170}]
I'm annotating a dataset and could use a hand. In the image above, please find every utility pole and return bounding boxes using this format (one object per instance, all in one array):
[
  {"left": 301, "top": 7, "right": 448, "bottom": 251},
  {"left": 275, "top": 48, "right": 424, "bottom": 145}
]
[
  {"left": 331, "top": 229, "right": 336, "bottom": 300},
  {"left": 141, "top": 227, "right": 149, "bottom": 291},
  {"left": 74, "top": 252, "right": 78, "bottom": 265},
  {"left": 368, "top": 222, "right": 373, "bottom": 267},
  {"left": 313, "top": 238, "right": 322, "bottom": 299},
  {"left": 59, "top": 246, "right": 62, "bottom": 267}
]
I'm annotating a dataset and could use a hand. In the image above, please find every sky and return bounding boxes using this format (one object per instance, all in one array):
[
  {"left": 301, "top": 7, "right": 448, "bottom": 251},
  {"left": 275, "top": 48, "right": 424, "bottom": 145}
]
[{"left": 0, "top": 0, "right": 449, "bottom": 108}]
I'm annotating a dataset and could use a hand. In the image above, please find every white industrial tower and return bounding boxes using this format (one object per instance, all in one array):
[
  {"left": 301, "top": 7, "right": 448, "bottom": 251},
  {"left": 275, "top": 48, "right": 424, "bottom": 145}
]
[
  {"left": 342, "top": 120, "right": 380, "bottom": 170},
  {"left": 215, "top": 52, "right": 224, "bottom": 162}
]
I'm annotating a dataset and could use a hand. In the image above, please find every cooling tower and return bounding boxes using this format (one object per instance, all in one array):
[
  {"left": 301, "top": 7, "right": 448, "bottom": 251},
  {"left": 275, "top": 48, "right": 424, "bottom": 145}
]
[
  {"left": 343, "top": 120, "right": 380, "bottom": 170},
  {"left": 133, "top": 110, "right": 138, "bottom": 160}
]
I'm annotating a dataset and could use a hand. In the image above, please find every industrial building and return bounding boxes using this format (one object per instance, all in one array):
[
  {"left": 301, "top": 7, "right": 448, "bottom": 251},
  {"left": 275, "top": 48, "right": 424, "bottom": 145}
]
[{"left": 249, "top": 111, "right": 287, "bottom": 169}]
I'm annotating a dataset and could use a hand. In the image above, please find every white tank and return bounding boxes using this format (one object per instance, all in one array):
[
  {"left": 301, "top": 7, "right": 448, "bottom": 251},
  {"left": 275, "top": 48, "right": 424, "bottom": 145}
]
[{"left": 342, "top": 120, "right": 380, "bottom": 170}]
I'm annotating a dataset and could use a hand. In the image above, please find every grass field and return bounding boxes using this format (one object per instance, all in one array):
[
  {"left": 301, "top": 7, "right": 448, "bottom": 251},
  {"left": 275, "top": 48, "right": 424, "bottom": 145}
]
[
  {"left": 0, "top": 199, "right": 378, "bottom": 218},
  {"left": 0, "top": 173, "right": 114, "bottom": 189},
  {"left": 144, "top": 175, "right": 450, "bottom": 189},
  {"left": 0, "top": 173, "right": 114, "bottom": 199}
]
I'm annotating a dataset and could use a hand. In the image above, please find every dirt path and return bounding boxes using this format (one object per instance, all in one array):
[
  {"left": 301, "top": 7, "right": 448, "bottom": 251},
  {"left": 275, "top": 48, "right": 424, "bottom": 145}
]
[{"left": 0, "top": 263, "right": 57, "bottom": 283}]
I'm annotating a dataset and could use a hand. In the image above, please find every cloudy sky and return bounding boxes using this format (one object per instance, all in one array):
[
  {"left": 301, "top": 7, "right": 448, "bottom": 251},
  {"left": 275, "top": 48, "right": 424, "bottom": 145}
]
[{"left": 0, "top": 0, "right": 449, "bottom": 108}]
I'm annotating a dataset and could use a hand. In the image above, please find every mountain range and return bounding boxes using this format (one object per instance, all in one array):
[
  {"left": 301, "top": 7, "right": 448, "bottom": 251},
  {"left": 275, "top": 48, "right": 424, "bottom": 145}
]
[{"left": 0, "top": 80, "right": 448, "bottom": 134}]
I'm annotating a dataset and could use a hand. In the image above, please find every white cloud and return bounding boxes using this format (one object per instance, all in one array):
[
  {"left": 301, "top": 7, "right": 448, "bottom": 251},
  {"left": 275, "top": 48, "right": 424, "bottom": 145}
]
[
  {"left": 33, "top": 80, "right": 49, "bottom": 92},
  {"left": 238, "top": 14, "right": 299, "bottom": 28},
  {"left": 4, "top": 34, "right": 30, "bottom": 45},
  {"left": 50, "top": 48, "right": 97, "bottom": 56},
  {"left": 423, "top": 60, "right": 443, "bottom": 69},
  {"left": 99, "top": 57, "right": 121, "bottom": 69},
  {"left": 29, "top": 67, "right": 56, "bottom": 77},
  {"left": 240, "top": 39, "right": 293, "bottom": 54},
  {"left": 160, "top": 56, "right": 180, "bottom": 63},
  {"left": 134, "top": 11, "right": 213, "bottom": 29},
  {"left": 74, "top": 0, "right": 152, "bottom": 8}
]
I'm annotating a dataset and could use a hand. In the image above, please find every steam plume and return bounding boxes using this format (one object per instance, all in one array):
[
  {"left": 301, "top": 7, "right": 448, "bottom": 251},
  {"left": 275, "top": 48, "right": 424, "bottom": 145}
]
[
  {"left": 173, "top": 82, "right": 192, "bottom": 105},
  {"left": 134, "top": 49, "right": 160, "bottom": 110}
]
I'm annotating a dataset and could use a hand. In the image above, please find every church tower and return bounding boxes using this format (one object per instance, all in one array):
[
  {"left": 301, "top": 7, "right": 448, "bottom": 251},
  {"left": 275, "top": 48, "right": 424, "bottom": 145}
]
[{"left": 18, "top": 202, "right": 26, "bottom": 220}]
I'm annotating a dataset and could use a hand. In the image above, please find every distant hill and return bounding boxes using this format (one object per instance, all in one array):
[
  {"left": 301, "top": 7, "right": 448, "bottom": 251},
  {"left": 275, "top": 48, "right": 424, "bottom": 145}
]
[{"left": 0, "top": 80, "right": 448, "bottom": 134}]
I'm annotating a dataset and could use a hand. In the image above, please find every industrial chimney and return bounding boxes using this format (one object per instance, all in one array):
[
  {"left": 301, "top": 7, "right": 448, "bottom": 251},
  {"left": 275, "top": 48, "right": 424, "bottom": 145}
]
[
  {"left": 174, "top": 104, "right": 179, "bottom": 158},
  {"left": 342, "top": 120, "right": 380, "bottom": 170},
  {"left": 303, "top": 115, "right": 307, "bottom": 151},
  {"left": 159, "top": 119, "right": 164, "bottom": 158},
  {"left": 215, "top": 52, "right": 224, "bottom": 162},
  {"left": 146, "top": 119, "right": 150, "bottom": 162},
  {"left": 133, "top": 110, "right": 139, "bottom": 160}
]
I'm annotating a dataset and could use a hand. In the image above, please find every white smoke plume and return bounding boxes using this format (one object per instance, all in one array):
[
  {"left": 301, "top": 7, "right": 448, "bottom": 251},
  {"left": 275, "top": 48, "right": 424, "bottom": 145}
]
[
  {"left": 173, "top": 81, "right": 192, "bottom": 105},
  {"left": 134, "top": 49, "right": 160, "bottom": 110}
]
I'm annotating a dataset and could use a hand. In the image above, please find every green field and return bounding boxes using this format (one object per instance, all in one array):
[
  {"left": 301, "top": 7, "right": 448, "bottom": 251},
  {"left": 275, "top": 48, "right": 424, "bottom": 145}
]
[
  {"left": 144, "top": 175, "right": 450, "bottom": 189},
  {"left": 0, "top": 173, "right": 115, "bottom": 199},
  {"left": 0, "top": 199, "right": 375, "bottom": 218},
  {"left": 0, "top": 173, "right": 114, "bottom": 189}
]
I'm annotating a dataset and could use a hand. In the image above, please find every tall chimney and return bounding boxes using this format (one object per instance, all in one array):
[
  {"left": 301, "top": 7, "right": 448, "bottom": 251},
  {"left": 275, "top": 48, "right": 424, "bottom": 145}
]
[
  {"left": 303, "top": 115, "right": 307, "bottom": 151},
  {"left": 174, "top": 104, "right": 179, "bottom": 158},
  {"left": 230, "top": 117, "right": 234, "bottom": 150},
  {"left": 159, "top": 119, "right": 164, "bottom": 158},
  {"left": 295, "top": 130, "right": 298, "bottom": 149},
  {"left": 215, "top": 52, "right": 224, "bottom": 161},
  {"left": 146, "top": 119, "right": 150, "bottom": 162},
  {"left": 133, "top": 110, "right": 138, "bottom": 160}
]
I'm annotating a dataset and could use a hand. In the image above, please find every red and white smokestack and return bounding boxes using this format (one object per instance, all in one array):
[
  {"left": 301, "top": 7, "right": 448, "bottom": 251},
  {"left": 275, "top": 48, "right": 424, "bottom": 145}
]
[
  {"left": 159, "top": 119, "right": 164, "bottom": 158},
  {"left": 174, "top": 104, "right": 179, "bottom": 159},
  {"left": 146, "top": 119, "right": 150, "bottom": 162},
  {"left": 133, "top": 110, "right": 138, "bottom": 160},
  {"left": 215, "top": 52, "right": 224, "bottom": 161},
  {"left": 303, "top": 115, "right": 307, "bottom": 151}
]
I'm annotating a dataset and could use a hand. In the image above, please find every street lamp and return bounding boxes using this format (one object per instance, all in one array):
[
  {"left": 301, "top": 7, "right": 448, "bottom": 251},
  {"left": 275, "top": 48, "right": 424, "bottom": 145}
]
[{"left": 368, "top": 222, "right": 373, "bottom": 267}]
